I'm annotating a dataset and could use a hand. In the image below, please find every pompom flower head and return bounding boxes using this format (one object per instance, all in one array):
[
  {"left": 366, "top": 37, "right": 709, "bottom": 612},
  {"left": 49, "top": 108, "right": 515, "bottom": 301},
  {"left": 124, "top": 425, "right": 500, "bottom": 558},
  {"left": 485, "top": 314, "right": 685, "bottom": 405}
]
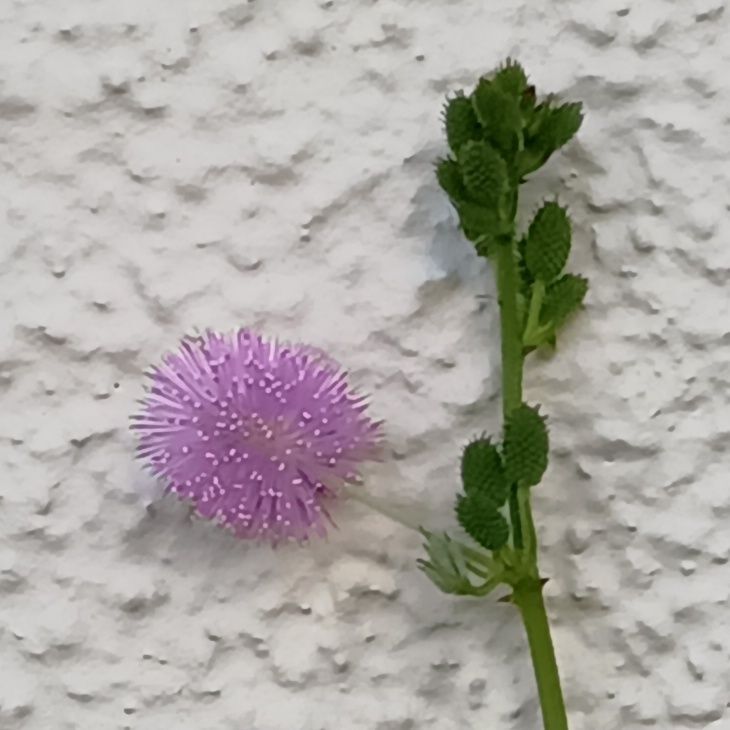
[{"left": 131, "top": 329, "right": 383, "bottom": 543}]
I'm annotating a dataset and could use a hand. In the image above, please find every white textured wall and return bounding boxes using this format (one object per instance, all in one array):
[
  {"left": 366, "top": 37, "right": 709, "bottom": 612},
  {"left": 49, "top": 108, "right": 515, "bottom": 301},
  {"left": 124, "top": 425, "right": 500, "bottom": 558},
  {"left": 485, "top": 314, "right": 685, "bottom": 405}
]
[{"left": 2, "top": 1, "right": 729, "bottom": 728}]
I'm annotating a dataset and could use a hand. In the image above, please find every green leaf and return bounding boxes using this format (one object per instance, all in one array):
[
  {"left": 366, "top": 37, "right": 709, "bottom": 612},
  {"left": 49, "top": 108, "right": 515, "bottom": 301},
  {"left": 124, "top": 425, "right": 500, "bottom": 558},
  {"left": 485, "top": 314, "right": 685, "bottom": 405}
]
[
  {"left": 503, "top": 404, "right": 549, "bottom": 487},
  {"left": 461, "top": 437, "right": 509, "bottom": 506},
  {"left": 435, "top": 157, "right": 466, "bottom": 202},
  {"left": 472, "top": 80, "right": 522, "bottom": 157},
  {"left": 443, "top": 92, "right": 482, "bottom": 155},
  {"left": 456, "top": 492, "right": 509, "bottom": 551},
  {"left": 525, "top": 202, "right": 572, "bottom": 282},
  {"left": 458, "top": 140, "right": 508, "bottom": 209},
  {"left": 541, "top": 274, "right": 589, "bottom": 330},
  {"left": 492, "top": 59, "right": 528, "bottom": 98}
]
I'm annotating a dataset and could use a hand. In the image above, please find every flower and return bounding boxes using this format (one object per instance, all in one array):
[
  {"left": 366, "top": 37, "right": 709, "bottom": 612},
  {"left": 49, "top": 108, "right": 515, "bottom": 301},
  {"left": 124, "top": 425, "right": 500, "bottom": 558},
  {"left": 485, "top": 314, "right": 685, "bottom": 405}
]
[{"left": 131, "top": 329, "right": 382, "bottom": 542}]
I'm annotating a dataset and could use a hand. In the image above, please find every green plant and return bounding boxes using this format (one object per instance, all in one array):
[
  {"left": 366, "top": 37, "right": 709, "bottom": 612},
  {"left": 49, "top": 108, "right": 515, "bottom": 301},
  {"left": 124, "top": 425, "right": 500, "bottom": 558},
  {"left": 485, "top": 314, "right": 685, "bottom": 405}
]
[{"left": 423, "top": 59, "right": 588, "bottom": 730}]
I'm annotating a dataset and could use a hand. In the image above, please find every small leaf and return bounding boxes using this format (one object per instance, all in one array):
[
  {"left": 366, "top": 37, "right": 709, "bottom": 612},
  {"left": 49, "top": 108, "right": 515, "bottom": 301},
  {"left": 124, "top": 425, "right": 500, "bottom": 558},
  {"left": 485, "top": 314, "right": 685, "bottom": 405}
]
[
  {"left": 443, "top": 92, "right": 482, "bottom": 155},
  {"left": 525, "top": 202, "right": 572, "bottom": 282},
  {"left": 541, "top": 274, "right": 589, "bottom": 330},
  {"left": 472, "top": 80, "right": 522, "bottom": 157},
  {"left": 435, "top": 157, "right": 466, "bottom": 202},
  {"left": 458, "top": 140, "right": 508, "bottom": 209},
  {"left": 456, "top": 492, "right": 509, "bottom": 551},
  {"left": 461, "top": 437, "right": 509, "bottom": 506},
  {"left": 503, "top": 404, "right": 549, "bottom": 487}
]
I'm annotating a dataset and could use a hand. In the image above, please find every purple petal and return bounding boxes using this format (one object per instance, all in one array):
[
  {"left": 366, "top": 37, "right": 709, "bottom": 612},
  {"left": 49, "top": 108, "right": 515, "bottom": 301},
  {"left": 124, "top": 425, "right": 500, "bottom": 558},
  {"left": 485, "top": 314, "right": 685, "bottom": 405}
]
[{"left": 131, "top": 329, "right": 383, "bottom": 543}]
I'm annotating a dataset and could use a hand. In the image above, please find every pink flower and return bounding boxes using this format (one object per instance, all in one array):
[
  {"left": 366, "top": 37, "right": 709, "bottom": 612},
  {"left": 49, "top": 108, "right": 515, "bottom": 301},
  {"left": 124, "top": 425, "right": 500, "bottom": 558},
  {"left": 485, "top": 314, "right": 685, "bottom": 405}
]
[{"left": 131, "top": 329, "right": 382, "bottom": 542}]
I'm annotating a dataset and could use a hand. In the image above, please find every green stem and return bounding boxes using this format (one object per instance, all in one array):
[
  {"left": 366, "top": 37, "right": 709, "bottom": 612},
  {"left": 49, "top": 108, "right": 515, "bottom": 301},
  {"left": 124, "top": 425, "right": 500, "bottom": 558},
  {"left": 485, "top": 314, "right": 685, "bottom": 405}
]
[
  {"left": 349, "top": 489, "right": 496, "bottom": 565},
  {"left": 495, "top": 235, "right": 568, "bottom": 729},
  {"left": 513, "top": 582, "right": 568, "bottom": 730},
  {"left": 496, "top": 239, "right": 525, "bottom": 552},
  {"left": 495, "top": 241, "right": 524, "bottom": 416},
  {"left": 346, "top": 488, "right": 423, "bottom": 532}
]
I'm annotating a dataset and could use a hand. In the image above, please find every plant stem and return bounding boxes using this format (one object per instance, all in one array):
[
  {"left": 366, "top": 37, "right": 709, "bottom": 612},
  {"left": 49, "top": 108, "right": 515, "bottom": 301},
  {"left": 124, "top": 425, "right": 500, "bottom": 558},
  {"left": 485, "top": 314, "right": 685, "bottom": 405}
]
[
  {"left": 495, "top": 241, "right": 524, "bottom": 417},
  {"left": 496, "top": 239, "right": 525, "bottom": 553},
  {"left": 348, "top": 487, "right": 500, "bottom": 574},
  {"left": 346, "top": 487, "right": 423, "bottom": 532},
  {"left": 513, "top": 582, "right": 568, "bottom": 730},
  {"left": 494, "top": 236, "right": 568, "bottom": 729}
]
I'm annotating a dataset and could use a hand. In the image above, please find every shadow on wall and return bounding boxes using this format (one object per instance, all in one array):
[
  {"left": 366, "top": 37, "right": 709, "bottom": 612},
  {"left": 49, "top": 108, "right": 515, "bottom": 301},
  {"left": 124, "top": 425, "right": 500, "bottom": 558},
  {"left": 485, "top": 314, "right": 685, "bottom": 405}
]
[{"left": 402, "top": 145, "right": 491, "bottom": 289}]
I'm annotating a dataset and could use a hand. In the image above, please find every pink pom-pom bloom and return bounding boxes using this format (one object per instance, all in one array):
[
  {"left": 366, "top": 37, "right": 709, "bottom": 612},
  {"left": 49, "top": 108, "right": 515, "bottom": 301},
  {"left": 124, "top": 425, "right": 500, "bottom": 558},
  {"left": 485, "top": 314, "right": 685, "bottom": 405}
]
[{"left": 131, "top": 329, "right": 382, "bottom": 542}]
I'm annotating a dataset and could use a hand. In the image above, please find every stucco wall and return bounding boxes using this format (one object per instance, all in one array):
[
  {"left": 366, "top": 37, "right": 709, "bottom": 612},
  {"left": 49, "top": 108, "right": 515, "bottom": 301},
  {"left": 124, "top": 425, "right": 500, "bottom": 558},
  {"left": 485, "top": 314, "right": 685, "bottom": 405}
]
[{"left": 2, "top": 1, "right": 729, "bottom": 728}]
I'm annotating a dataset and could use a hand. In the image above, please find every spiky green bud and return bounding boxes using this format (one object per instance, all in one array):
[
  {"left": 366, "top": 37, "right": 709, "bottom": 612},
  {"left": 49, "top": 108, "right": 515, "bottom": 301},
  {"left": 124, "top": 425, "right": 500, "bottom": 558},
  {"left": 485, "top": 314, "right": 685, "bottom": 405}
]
[
  {"left": 458, "top": 140, "right": 508, "bottom": 209},
  {"left": 519, "top": 101, "right": 583, "bottom": 175},
  {"left": 525, "top": 202, "right": 572, "bottom": 282},
  {"left": 455, "top": 202, "right": 499, "bottom": 248},
  {"left": 493, "top": 59, "right": 528, "bottom": 98},
  {"left": 520, "top": 84, "right": 537, "bottom": 115},
  {"left": 435, "top": 157, "right": 466, "bottom": 202},
  {"left": 541, "top": 274, "right": 589, "bottom": 330},
  {"left": 503, "top": 404, "right": 549, "bottom": 487},
  {"left": 456, "top": 492, "right": 509, "bottom": 551},
  {"left": 461, "top": 437, "right": 509, "bottom": 506},
  {"left": 443, "top": 93, "right": 482, "bottom": 155},
  {"left": 540, "top": 102, "right": 583, "bottom": 150},
  {"left": 472, "top": 80, "right": 522, "bottom": 157}
]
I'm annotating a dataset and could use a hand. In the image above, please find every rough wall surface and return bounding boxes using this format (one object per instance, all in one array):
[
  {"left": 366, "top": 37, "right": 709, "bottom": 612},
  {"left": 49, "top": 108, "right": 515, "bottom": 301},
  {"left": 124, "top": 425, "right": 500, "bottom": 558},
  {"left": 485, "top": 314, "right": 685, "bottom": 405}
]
[{"left": 2, "top": 0, "right": 729, "bottom": 728}]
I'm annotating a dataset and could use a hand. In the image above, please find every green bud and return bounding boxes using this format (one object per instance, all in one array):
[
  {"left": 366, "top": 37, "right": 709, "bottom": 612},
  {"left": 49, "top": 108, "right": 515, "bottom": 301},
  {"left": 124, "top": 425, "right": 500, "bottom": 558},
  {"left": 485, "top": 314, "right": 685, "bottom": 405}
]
[
  {"left": 435, "top": 157, "right": 466, "bottom": 202},
  {"left": 461, "top": 437, "right": 509, "bottom": 506},
  {"left": 458, "top": 140, "right": 508, "bottom": 209},
  {"left": 524, "top": 102, "right": 550, "bottom": 137},
  {"left": 541, "top": 102, "right": 583, "bottom": 150},
  {"left": 493, "top": 58, "right": 528, "bottom": 98},
  {"left": 520, "top": 84, "right": 537, "bottom": 115},
  {"left": 472, "top": 80, "right": 522, "bottom": 157},
  {"left": 456, "top": 201, "right": 499, "bottom": 247},
  {"left": 541, "top": 273, "right": 589, "bottom": 330},
  {"left": 456, "top": 492, "right": 509, "bottom": 551},
  {"left": 443, "top": 92, "right": 482, "bottom": 155},
  {"left": 520, "top": 101, "right": 583, "bottom": 175},
  {"left": 525, "top": 202, "right": 572, "bottom": 282},
  {"left": 503, "top": 404, "right": 549, "bottom": 487}
]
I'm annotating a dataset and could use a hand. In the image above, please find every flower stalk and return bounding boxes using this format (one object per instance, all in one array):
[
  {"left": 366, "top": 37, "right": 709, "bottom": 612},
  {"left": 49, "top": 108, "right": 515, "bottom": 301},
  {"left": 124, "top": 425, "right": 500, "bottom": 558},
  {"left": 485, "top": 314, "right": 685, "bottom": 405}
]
[
  {"left": 426, "top": 59, "right": 590, "bottom": 728},
  {"left": 495, "top": 232, "right": 567, "bottom": 727},
  {"left": 513, "top": 582, "right": 568, "bottom": 730}
]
